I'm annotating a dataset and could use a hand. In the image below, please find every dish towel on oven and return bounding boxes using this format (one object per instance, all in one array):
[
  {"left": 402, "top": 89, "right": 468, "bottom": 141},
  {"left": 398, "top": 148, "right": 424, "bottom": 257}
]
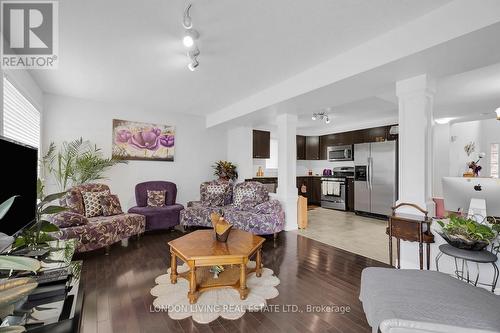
[
  {"left": 327, "top": 182, "right": 341, "bottom": 196},
  {"left": 322, "top": 181, "right": 328, "bottom": 196}
]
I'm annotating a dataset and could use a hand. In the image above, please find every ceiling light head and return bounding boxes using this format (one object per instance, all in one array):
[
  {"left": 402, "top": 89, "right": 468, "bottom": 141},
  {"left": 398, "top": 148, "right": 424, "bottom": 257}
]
[
  {"left": 182, "top": 29, "right": 199, "bottom": 48},
  {"left": 325, "top": 117, "right": 330, "bottom": 124},
  {"left": 188, "top": 59, "right": 199, "bottom": 71},
  {"left": 311, "top": 114, "right": 317, "bottom": 121},
  {"left": 183, "top": 35, "right": 194, "bottom": 48},
  {"left": 496, "top": 107, "right": 500, "bottom": 120},
  {"left": 183, "top": 3, "right": 193, "bottom": 29}
]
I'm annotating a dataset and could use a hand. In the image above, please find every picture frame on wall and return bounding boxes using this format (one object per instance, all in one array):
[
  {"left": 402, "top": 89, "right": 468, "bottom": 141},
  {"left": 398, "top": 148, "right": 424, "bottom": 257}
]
[{"left": 112, "top": 119, "right": 175, "bottom": 161}]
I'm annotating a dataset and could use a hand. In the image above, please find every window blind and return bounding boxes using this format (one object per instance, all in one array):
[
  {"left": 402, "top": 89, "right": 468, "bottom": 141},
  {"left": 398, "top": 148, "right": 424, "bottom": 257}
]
[{"left": 2, "top": 76, "right": 40, "bottom": 150}]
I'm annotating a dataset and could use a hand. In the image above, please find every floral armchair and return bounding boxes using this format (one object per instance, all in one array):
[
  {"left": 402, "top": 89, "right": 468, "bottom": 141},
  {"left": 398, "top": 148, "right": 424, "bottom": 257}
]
[
  {"left": 180, "top": 181, "right": 285, "bottom": 236},
  {"left": 50, "top": 183, "right": 146, "bottom": 253}
]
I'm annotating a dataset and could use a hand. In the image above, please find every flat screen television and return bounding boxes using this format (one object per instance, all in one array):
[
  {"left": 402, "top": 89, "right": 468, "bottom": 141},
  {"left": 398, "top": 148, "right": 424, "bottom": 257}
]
[{"left": 0, "top": 136, "right": 38, "bottom": 236}]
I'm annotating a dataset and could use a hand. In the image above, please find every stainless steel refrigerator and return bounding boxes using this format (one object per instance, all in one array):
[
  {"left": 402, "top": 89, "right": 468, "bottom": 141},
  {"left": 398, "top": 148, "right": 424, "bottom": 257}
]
[{"left": 354, "top": 141, "right": 397, "bottom": 216}]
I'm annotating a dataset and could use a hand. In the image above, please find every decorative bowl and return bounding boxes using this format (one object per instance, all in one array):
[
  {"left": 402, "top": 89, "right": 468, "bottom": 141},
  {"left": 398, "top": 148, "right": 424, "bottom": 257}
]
[{"left": 439, "top": 232, "right": 490, "bottom": 251}]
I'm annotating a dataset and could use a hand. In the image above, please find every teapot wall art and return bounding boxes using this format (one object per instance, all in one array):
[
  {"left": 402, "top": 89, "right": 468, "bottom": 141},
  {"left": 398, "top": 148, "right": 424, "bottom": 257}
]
[{"left": 112, "top": 119, "right": 175, "bottom": 161}]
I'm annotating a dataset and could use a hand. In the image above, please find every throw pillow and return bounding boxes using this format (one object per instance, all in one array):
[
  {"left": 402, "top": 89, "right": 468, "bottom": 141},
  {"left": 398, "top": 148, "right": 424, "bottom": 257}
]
[
  {"left": 51, "top": 211, "right": 88, "bottom": 228},
  {"left": 233, "top": 187, "right": 256, "bottom": 207},
  {"left": 203, "top": 184, "right": 226, "bottom": 206},
  {"left": 81, "top": 190, "right": 110, "bottom": 217},
  {"left": 147, "top": 190, "right": 166, "bottom": 207},
  {"left": 100, "top": 194, "right": 123, "bottom": 216}
]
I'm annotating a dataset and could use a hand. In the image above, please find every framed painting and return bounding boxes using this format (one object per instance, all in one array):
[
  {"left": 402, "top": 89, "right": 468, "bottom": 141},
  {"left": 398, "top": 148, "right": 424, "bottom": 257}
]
[{"left": 112, "top": 119, "right": 175, "bottom": 161}]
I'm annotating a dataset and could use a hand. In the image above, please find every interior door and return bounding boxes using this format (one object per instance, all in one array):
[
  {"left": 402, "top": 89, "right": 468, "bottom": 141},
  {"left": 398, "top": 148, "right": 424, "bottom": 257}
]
[{"left": 370, "top": 141, "right": 396, "bottom": 216}]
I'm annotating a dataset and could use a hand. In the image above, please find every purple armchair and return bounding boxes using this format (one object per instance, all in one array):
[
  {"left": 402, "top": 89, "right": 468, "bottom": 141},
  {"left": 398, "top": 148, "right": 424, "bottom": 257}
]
[{"left": 128, "top": 181, "right": 184, "bottom": 231}]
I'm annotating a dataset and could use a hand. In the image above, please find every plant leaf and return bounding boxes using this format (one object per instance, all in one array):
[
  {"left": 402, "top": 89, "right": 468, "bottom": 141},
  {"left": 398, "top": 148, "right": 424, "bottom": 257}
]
[
  {"left": 40, "top": 206, "right": 67, "bottom": 215},
  {"left": 436, "top": 220, "right": 444, "bottom": 228},
  {"left": 38, "top": 220, "right": 59, "bottom": 232},
  {"left": 0, "top": 196, "right": 18, "bottom": 220},
  {"left": 41, "top": 191, "right": 67, "bottom": 204},
  {"left": 0, "top": 256, "right": 41, "bottom": 272},
  {"left": 12, "top": 237, "right": 26, "bottom": 249}
]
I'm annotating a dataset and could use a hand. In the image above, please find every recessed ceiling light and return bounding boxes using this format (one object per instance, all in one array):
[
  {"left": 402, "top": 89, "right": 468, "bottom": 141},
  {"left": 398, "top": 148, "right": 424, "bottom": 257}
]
[{"left": 435, "top": 117, "right": 454, "bottom": 125}]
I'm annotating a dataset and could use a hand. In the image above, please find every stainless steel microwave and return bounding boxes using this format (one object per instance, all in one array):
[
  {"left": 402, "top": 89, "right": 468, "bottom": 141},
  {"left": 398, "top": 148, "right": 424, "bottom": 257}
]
[{"left": 327, "top": 145, "right": 354, "bottom": 161}]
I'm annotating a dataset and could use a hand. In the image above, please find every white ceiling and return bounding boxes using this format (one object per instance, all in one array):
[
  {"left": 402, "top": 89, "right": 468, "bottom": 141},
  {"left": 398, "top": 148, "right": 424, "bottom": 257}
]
[
  {"left": 237, "top": 21, "right": 500, "bottom": 135},
  {"left": 30, "top": 0, "right": 452, "bottom": 115}
]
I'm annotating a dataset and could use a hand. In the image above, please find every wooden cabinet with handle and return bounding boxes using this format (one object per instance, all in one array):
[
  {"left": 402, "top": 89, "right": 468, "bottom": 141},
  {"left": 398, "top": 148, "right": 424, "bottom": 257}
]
[{"left": 253, "top": 130, "right": 270, "bottom": 159}]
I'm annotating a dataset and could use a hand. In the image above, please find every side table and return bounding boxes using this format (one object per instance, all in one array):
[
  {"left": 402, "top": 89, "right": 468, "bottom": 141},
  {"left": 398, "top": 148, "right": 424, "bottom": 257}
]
[
  {"left": 436, "top": 244, "right": 499, "bottom": 292},
  {"left": 387, "top": 203, "right": 434, "bottom": 270}
]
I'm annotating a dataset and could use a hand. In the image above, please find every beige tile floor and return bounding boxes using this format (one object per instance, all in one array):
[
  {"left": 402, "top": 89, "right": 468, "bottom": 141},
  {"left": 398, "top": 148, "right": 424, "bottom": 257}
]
[{"left": 295, "top": 207, "right": 394, "bottom": 264}]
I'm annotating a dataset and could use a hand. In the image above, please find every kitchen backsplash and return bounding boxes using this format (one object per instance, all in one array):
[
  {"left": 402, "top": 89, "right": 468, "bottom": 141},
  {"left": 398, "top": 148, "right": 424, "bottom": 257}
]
[
  {"left": 297, "top": 160, "right": 354, "bottom": 176},
  {"left": 252, "top": 158, "right": 354, "bottom": 178}
]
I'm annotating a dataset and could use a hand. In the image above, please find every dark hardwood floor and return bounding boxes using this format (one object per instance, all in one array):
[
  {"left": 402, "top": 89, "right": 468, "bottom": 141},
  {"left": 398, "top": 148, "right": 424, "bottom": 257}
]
[{"left": 77, "top": 230, "right": 389, "bottom": 333}]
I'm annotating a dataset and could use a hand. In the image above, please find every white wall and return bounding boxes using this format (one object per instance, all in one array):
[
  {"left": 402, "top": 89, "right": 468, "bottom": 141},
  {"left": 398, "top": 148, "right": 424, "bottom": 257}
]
[
  {"left": 449, "top": 120, "right": 482, "bottom": 177},
  {"left": 42, "top": 94, "right": 227, "bottom": 208},
  {"left": 479, "top": 119, "right": 500, "bottom": 177},
  {"left": 432, "top": 123, "right": 450, "bottom": 197},
  {"left": 227, "top": 126, "right": 253, "bottom": 182}
]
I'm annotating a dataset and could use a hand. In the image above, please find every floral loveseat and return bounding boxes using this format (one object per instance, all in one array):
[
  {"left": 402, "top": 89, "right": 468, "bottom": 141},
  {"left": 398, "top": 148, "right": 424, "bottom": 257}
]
[
  {"left": 180, "top": 181, "right": 285, "bottom": 236},
  {"left": 50, "top": 183, "right": 146, "bottom": 253}
]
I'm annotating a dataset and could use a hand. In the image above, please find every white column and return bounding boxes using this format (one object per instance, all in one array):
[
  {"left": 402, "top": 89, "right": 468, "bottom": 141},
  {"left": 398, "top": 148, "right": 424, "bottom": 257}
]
[
  {"left": 396, "top": 74, "right": 436, "bottom": 269},
  {"left": 226, "top": 126, "right": 253, "bottom": 182},
  {"left": 396, "top": 74, "right": 436, "bottom": 211},
  {"left": 276, "top": 113, "right": 298, "bottom": 231}
]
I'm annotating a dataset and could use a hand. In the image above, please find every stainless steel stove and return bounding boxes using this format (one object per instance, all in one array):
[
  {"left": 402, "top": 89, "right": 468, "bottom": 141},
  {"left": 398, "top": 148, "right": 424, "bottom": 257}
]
[{"left": 320, "top": 167, "right": 354, "bottom": 211}]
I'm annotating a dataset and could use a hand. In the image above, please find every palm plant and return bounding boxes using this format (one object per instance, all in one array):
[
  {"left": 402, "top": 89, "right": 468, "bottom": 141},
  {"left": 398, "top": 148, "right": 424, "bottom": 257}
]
[{"left": 42, "top": 138, "right": 127, "bottom": 191}]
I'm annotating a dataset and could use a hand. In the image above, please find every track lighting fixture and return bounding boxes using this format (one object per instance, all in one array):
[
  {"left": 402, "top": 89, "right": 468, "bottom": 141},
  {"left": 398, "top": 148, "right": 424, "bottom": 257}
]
[
  {"left": 312, "top": 112, "right": 330, "bottom": 124},
  {"left": 182, "top": 3, "right": 200, "bottom": 71}
]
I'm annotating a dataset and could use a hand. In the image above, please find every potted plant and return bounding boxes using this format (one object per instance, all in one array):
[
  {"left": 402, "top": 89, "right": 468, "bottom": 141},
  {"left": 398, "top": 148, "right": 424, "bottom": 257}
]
[
  {"left": 0, "top": 198, "right": 41, "bottom": 332},
  {"left": 436, "top": 215, "right": 497, "bottom": 251},
  {"left": 212, "top": 161, "right": 238, "bottom": 181},
  {"left": 42, "top": 138, "right": 127, "bottom": 191},
  {"left": 13, "top": 179, "right": 67, "bottom": 250}
]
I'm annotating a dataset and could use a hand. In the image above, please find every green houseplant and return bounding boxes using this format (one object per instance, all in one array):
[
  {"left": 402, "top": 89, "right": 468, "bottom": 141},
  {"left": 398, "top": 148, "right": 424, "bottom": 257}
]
[
  {"left": 13, "top": 180, "right": 66, "bottom": 249},
  {"left": 42, "top": 138, "right": 127, "bottom": 191},
  {"left": 212, "top": 161, "right": 238, "bottom": 181},
  {"left": 0, "top": 197, "right": 40, "bottom": 326},
  {"left": 437, "top": 215, "right": 497, "bottom": 251}
]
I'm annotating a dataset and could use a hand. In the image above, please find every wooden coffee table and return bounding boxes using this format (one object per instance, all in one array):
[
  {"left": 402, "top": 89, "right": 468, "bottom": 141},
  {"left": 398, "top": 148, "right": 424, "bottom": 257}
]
[{"left": 168, "top": 230, "right": 265, "bottom": 304}]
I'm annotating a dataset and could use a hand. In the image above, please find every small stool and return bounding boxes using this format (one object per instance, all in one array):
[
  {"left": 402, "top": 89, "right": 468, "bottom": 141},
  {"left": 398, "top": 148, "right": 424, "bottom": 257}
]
[{"left": 436, "top": 244, "right": 499, "bottom": 292}]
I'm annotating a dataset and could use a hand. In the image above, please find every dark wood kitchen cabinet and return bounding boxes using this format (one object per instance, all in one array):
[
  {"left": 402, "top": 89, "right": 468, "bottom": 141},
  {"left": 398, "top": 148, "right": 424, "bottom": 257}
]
[
  {"left": 253, "top": 130, "right": 270, "bottom": 159},
  {"left": 310, "top": 177, "right": 322, "bottom": 205},
  {"left": 296, "top": 176, "right": 321, "bottom": 205},
  {"left": 296, "top": 135, "right": 306, "bottom": 160},
  {"left": 346, "top": 178, "right": 355, "bottom": 211},
  {"left": 305, "top": 136, "right": 320, "bottom": 160}
]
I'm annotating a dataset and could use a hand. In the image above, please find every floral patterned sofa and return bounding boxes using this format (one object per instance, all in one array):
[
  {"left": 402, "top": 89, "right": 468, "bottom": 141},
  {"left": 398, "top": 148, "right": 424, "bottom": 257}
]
[
  {"left": 180, "top": 181, "right": 285, "bottom": 236},
  {"left": 50, "top": 183, "right": 146, "bottom": 253}
]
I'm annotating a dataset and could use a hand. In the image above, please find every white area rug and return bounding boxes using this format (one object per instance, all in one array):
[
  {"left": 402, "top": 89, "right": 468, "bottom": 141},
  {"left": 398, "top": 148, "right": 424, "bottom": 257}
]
[{"left": 150, "top": 261, "right": 280, "bottom": 324}]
